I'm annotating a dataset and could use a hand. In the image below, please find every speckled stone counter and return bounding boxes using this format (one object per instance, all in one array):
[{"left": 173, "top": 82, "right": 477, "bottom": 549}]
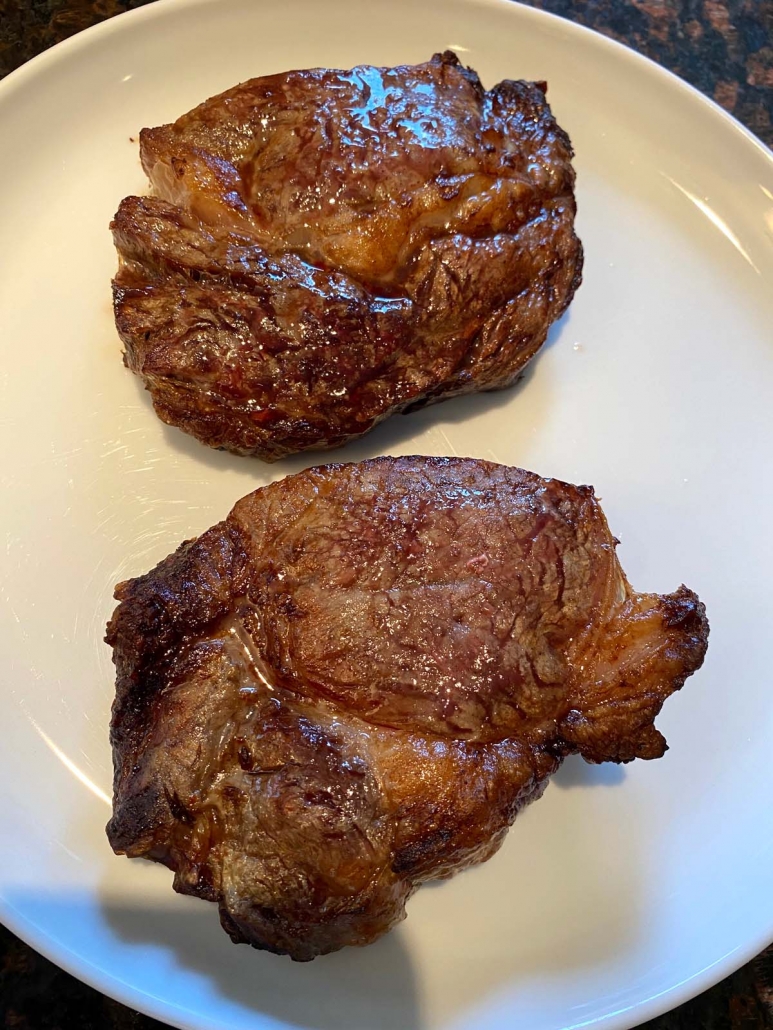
[{"left": 1, "top": 1, "right": 772, "bottom": 1028}]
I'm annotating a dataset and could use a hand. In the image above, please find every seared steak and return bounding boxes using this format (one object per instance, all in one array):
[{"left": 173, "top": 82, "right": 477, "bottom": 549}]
[
  {"left": 106, "top": 457, "right": 708, "bottom": 959},
  {"left": 112, "top": 52, "right": 582, "bottom": 460}
]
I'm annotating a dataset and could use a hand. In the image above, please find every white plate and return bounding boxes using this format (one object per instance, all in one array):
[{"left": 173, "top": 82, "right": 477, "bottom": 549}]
[{"left": 1, "top": 1, "right": 773, "bottom": 1028}]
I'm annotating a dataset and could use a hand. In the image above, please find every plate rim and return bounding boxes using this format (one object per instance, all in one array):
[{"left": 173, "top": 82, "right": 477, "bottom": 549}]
[
  {"left": 2, "top": 0, "right": 771, "bottom": 164},
  {"left": 1, "top": 1, "right": 772, "bottom": 1028}
]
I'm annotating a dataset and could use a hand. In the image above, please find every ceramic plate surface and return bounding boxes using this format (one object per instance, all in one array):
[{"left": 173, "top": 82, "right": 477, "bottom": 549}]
[{"left": 1, "top": 1, "right": 773, "bottom": 1028}]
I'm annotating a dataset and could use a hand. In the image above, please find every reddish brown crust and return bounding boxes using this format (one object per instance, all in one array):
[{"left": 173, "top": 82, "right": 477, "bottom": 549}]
[
  {"left": 111, "top": 53, "right": 582, "bottom": 460},
  {"left": 106, "top": 457, "right": 708, "bottom": 960}
]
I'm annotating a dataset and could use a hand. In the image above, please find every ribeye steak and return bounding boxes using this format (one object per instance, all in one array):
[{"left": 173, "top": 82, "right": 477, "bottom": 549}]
[
  {"left": 112, "top": 52, "right": 582, "bottom": 460},
  {"left": 106, "top": 457, "right": 708, "bottom": 960}
]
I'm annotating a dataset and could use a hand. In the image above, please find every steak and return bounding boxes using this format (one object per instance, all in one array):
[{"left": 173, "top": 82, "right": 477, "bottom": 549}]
[
  {"left": 106, "top": 457, "right": 708, "bottom": 959},
  {"left": 112, "top": 52, "right": 582, "bottom": 460}
]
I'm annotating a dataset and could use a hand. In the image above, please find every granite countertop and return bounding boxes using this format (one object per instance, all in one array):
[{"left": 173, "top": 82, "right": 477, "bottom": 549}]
[{"left": 1, "top": 1, "right": 772, "bottom": 1028}]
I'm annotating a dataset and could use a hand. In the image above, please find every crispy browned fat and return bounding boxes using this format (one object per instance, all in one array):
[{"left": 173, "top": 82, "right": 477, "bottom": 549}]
[
  {"left": 106, "top": 457, "right": 708, "bottom": 960},
  {"left": 111, "top": 52, "right": 582, "bottom": 460}
]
